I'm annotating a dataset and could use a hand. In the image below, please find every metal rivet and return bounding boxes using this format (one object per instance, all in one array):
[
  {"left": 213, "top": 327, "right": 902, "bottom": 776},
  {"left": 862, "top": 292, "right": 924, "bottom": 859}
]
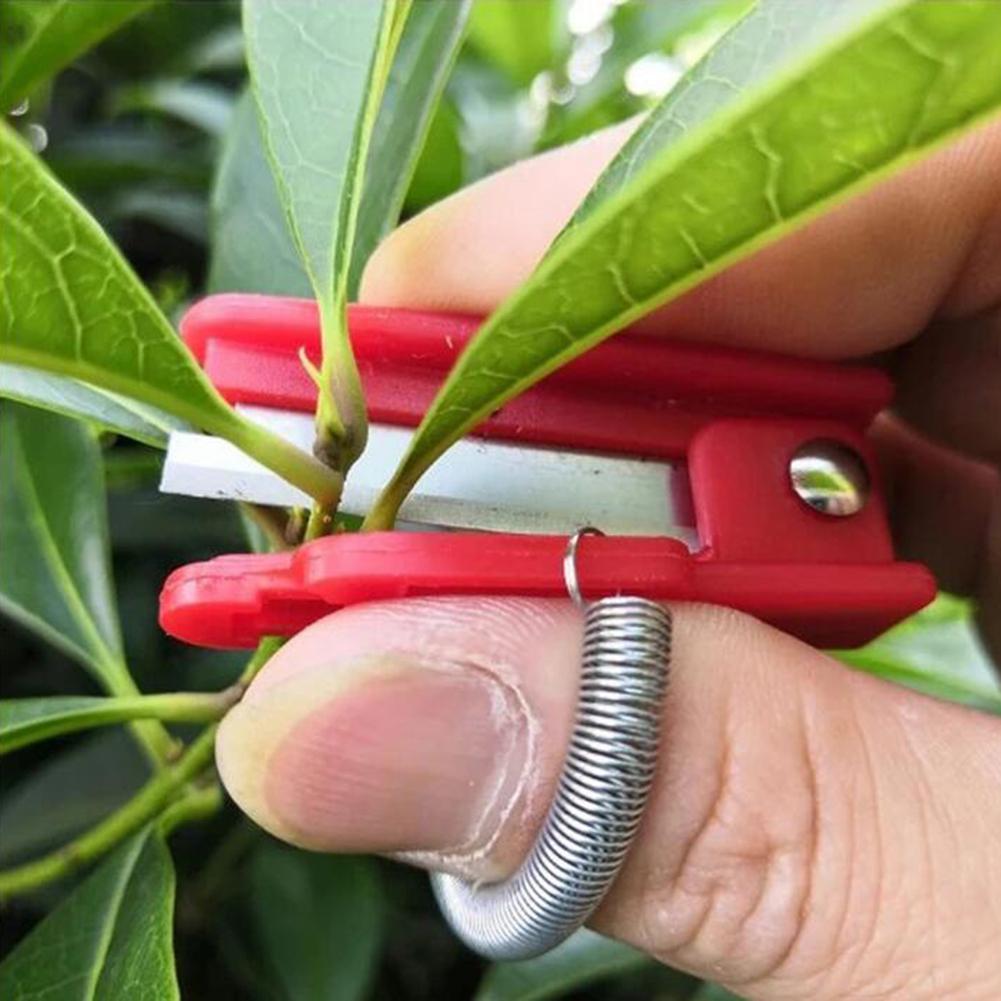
[{"left": 789, "top": 440, "right": 870, "bottom": 517}]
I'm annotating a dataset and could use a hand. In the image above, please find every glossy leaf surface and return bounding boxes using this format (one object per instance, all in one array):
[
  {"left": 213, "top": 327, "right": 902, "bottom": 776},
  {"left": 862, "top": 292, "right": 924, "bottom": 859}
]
[
  {"left": 0, "top": 404, "right": 130, "bottom": 689},
  {"left": 370, "top": 0, "right": 1001, "bottom": 525},
  {"left": 0, "top": 829, "right": 179, "bottom": 999},
  {"left": 0, "top": 123, "right": 235, "bottom": 429}
]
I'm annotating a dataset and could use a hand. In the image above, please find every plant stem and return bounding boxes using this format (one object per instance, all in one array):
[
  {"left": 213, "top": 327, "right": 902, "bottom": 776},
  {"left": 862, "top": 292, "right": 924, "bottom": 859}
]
[
  {"left": 0, "top": 726, "right": 218, "bottom": 899},
  {"left": 159, "top": 781, "right": 224, "bottom": 836},
  {"left": 96, "top": 658, "right": 178, "bottom": 770},
  {"left": 238, "top": 635, "right": 284, "bottom": 687},
  {"left": 1, "top": 688, "right": 242, "bottom": 755},
  {"left": 222, "top": 411, "right": 343, "bottom": 508},
  {"left": 360, "top": 473, "right": 412, "bottom": 531}
]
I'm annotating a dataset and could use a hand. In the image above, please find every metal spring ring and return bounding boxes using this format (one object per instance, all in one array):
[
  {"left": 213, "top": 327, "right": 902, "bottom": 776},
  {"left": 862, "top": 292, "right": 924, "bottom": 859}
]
[{"left": 432, "top": 529, "right": 672, "bottom": 960}]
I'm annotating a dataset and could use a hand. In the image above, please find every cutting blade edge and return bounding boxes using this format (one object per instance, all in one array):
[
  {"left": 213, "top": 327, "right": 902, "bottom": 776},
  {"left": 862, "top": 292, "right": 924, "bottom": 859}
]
[{"left": 160, "top": 405, "right": 697, "bottom": 544}]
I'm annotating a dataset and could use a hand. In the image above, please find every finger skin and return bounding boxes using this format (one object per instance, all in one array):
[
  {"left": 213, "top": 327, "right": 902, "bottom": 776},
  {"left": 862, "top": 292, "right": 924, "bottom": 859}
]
[
  {"left": 361, "top": 116, "right": 1001, "bottom": 359},
  {"left": 217, "top": 599, "right": 1001, "bottom": 1000}
]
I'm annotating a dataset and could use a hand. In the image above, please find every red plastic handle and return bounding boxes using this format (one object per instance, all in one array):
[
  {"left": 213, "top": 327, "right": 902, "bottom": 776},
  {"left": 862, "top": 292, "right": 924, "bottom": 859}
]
[
  {"left": 180, "top": 294, "right": 893, "bottom": 460},
  {"left": 159, "top": 531, "right": 935, "bottom": 651},
  {"left": 158, "top": 295, "right": 935, "bottom": 652}
]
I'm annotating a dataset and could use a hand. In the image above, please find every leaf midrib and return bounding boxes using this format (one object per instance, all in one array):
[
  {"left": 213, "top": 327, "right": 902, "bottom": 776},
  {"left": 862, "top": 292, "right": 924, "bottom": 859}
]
[
  {"left": 8, "top": 420, "right": 131, "bottom": 692},
  {"left": 82, "top": 834, "right": 146, "bottom": 1001}
]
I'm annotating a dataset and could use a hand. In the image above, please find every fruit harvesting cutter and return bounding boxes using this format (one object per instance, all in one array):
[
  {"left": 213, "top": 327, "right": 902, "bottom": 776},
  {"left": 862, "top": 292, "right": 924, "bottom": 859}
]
[
  {"left": 158, "top": 292, "right": 935, "bottom": 960},
  {"left": 159, "top": 292, "right": 934, "bottom": 652}
]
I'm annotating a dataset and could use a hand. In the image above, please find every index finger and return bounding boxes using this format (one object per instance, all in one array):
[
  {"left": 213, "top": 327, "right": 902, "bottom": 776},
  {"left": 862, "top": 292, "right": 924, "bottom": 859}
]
[{"left": 360, "top": 116, "right": 1001, "bottom": 360}]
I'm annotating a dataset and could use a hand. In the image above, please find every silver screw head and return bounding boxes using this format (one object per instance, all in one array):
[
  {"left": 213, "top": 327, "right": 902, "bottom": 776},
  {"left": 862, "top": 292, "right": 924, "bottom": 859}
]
[{"left": 789, "top": 440, "right": 870, "bottom": 517}]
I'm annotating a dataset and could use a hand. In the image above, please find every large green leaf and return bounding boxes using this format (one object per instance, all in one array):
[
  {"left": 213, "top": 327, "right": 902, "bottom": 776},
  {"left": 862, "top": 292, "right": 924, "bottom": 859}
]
[
  {"left": 213, "top": 3, "right": 469, "bottom": 301},
  {"left": 244, "top": 0, "right": 407, "bottom": 454},
  {"left": 208, "top": 91, "right": 312, "bottom": 297},
  {"left": 0, "top": 0, "right": 152, "bottom": 111},
  {"left": 0, "top": 828, "right": 179, "bottom": 1000},
  {"left": 348, "top": 0, "right": 472, "bottom": 294},
  {"left": 474, "top": 930, "right": 652, "bottom": 1001},
  {"left": 0, "top": 123, "right": 339, "bottom": 503},
  {"left": 367, "top": 0, "right": 1001, "bottom": 526},
  {"left": 0, "top": 363, "right": 186, "bottom": 447},
  {"left": 249, "top": 844, "right": 383, "bottom": 1001},
  {"left": 0, "top": 404, "right": 131, "bottom": 690},
  {"left": 0, "top": 731, "right": 148, "bottom": 867}
]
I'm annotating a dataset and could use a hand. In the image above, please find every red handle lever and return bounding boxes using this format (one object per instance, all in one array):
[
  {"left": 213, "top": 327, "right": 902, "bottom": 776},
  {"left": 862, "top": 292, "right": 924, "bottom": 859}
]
[
  {"left": 159, "top": 531, "right": 934, "bottom": 651},
  {"left": 158, "top": 295, "right": 935, "bottom": 652}
]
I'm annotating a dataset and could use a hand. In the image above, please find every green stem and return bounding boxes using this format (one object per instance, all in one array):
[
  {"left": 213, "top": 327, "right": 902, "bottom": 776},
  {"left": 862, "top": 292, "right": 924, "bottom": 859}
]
[
  {"left": 360, "top": 472, "right": 412, "bottom": 531},
  {"left": 1, "top": 688, "right": 242, "bottom": 755},
  {"left": 159, "top": 781, "right": 224, "bottom": 836},
  {"left": 0, "top": 726, "right": 218, "bottom": 899},
  {"left": 95, "top": 659, "right": 178, "bottom": 770},
  {"left": 238, "top": 635, "right": 284, "bottom": 686},
  {"left": 222, "top": 412, "right": 343, "bottom": 507}
]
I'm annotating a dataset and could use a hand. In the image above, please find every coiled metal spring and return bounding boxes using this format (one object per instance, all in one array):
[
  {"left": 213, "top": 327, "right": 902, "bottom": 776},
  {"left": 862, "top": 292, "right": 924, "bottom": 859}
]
[{"left": 432, "top": 587, "right": 672, "bottom": 960}]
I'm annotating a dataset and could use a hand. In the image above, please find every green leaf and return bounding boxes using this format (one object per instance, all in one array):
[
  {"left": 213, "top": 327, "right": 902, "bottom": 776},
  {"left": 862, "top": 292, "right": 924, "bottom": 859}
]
[
  {"left": 213, "top": 3, "right": 469, "bottom": 300},
  {"left": 244, "top": 0, "right": 398, "bottom": 299},
  {"left": 0, "top": 404, "right": 131, "bottom": 689},
  {"left": 348, "top": 0, "right": 473, "bottom": 294},
  {"left": 0, "top": 731, "right": 149, "bottom": 867},
  {"left": 0, "top": 121, "right": 232, "bottom": 430},
  {"left": 0, "top": 122, "right": 340, "bottom": 504},
  {"left": 467, "top": 0, "right": 565, "bottom": 86},
  {"left": 368, "top": 0, "right": 1001, "bottom": 526},
  {"left": 208, "top": 90, "right": 312, "bottom": 297},
  {"left": 474, "top": 929, "right": 653, "bottom": 1001},
  {"left": 0, "top": 0, "right": 152, "bottom": 111},
  {"left": 835, "top": 595, "right": 1001, "bottom": 714},
  {"left": 0, "top": 363, "right": 186, "bottom": 447},
  {"left": 244, "top": 0, "right": 406, "bottom": 450},
  {"left": 0, "top": 828, "right": 179, "bottom": 1000},
  {"left": 0, "top": 692, "right": 229, "bottom": 754},
  {"left": 249, "top": 844, "right": 383, "bottom": 1001},
  {"left": 404, "top": 98, "right": 465, "bottom": 215}
]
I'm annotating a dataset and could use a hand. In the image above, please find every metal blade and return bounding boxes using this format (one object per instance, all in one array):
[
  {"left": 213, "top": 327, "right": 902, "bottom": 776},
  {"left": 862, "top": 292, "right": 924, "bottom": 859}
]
[{"left": 161, "top": 405, "right": 697, "bottom": 543}]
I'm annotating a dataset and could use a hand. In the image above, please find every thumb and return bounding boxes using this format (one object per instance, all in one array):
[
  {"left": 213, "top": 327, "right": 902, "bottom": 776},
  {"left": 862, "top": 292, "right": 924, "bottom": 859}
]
[{"left": 216, "top": 598, "right": 1001, "bottom": 1000}]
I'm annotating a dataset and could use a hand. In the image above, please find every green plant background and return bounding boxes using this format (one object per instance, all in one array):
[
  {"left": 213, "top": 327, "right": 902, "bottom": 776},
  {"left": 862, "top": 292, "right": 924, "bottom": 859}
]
[{"left": 1, "top": 2, "right": 997, "bottom": 999}]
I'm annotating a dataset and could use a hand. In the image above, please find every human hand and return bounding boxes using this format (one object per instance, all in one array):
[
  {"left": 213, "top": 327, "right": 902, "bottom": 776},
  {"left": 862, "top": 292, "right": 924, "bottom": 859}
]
[{"left": 217, "top": 118, "right": 1001, "bottom": 1000}]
